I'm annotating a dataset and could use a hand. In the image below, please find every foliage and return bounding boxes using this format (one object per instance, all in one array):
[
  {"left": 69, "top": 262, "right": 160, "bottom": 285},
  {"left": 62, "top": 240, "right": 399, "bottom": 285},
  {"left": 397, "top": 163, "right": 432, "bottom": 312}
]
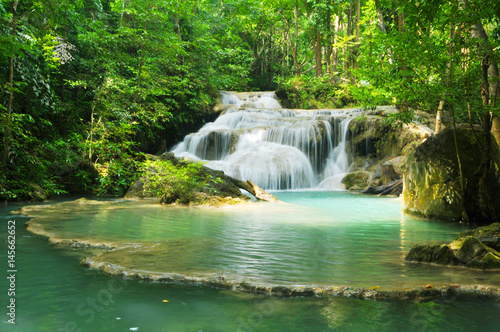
[
  {"left": 1, "top": 0, "right": 500, "bottom": 203},
  {"left": 140, "top": 159, "right": 222, "bottom": 204},
  {"left": 276, "top": 75, "right": 356, "bottom": 109}
]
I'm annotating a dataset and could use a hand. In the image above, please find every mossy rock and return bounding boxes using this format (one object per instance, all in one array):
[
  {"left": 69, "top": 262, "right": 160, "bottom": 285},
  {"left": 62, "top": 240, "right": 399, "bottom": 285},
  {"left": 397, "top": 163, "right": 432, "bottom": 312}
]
[
  {"left": 407, "top": 234, "right": 500, "bottom": 269},
  {"left": 476, "top": 252, "right": 500, "bottom": 269},
  {"left": 403, "top": 125, "right": 500, "bottom": 223},
  {"left": 27, "top": 183, "right": 47, "bottom": 202},
  {"left": 454, "top": 236, "right": 500, "bottom": 269},
  {"left": 341, "top": 171, "right": 370, "bottom": 190},
  {"left": 455, "top": 236, "right": 490, "bottom": 262},
  {"left": 405, "top": 243, "right": 458, "bottom": 265},
  {"left": 457, "top": 223, "right": 500, "bottom": 251},
  {"left": 347, "top": 116, "right": 429, "bottom": 160}
]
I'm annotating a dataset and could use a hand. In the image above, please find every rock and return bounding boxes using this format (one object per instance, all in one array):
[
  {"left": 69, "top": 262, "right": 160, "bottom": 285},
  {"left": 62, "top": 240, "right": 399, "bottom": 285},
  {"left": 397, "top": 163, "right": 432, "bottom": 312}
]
[
  {"left": 382, "top": 156, "right": 406, "bottom": 177},
  {"left": 403, "top": 125, "right": 500, "bottom": 223},
  {"left": 405, "top": 226, "right": 500, "bottom": 269},
  {"left": 452, "top": 236, "right": 500, "bottom": 269},
  {"left": 27, "top": 183, "right": 47, "bottom": 202},
  {"left": 345, "top": 115, "right": 426, "bottom": 195},
  {"left": 347, "top": 116, "right": 429, "bottom": 160},
  {"left": 341, "top": 171, "right": 371, "bottom": 191},
  {"left": 457, "top": 223, "right": 500, "bottom": 251},
  {"left": 455, "top": 236, "right": 490, "bottom": 263},
  {"left": 380, "top": 164, "right": 400, "bottom": 184},
  {"left": 405, "top": 243, "right": 459, "bottom": 265},
  {"left": 239, "top": 180, "right": 278, "bottom": 202},
  {"left": 125, "top": 179, "right": 146, "bottom": 198}
]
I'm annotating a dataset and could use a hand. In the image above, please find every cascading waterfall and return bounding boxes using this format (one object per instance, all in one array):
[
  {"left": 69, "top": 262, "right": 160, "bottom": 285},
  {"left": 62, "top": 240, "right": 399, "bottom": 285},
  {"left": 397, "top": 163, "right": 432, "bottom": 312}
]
[{"left": 171, "top": 91, "right": 360, "bottom": 190}]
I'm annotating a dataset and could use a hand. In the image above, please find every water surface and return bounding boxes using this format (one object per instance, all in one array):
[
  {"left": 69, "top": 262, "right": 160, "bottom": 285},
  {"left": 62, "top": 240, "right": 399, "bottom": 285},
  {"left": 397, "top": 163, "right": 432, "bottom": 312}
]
[
  {"left": 2, "top": 194, "right": 500, "bottom": 331},
  {"left": 20, "top": 192, "right": 500, "bottom": 289}
]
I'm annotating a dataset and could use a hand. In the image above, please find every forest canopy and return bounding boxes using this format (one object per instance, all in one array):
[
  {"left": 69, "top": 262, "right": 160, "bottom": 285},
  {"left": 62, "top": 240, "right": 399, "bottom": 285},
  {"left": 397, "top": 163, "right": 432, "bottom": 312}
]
[{"left": 1, "top": 0, "right": 499, "bottom": 201}]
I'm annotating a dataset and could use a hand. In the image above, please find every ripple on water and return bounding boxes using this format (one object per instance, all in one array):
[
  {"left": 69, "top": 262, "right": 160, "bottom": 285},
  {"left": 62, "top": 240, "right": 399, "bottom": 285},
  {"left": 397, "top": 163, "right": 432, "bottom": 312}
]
[{"left": 21, "top": 193, "right": 500, "bottom": 292}]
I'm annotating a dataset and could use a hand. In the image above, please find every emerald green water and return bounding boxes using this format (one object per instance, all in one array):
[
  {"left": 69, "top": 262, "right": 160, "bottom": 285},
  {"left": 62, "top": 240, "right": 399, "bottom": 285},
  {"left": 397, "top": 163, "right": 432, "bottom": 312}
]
[{"left": 1, "top": 192, "right": 500, "bottom": 331}]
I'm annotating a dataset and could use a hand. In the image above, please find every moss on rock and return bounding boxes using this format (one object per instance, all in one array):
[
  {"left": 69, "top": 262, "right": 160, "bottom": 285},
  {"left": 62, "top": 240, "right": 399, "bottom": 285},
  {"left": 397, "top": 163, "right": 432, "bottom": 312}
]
[
  {"left": 406, "top": 226, "right": 500, "bottom": 269},
  {"left": 457, "top": 223, "right": 500, "bottom": 251},
  {"left": 341, "top": 171, "right": 371, "bottom": 190},
  {"left": 403, "top": 125, "right": 500, "bottom": 223},
  {"left": 405, "top": 243, "right": 459, "bottom": 265}
]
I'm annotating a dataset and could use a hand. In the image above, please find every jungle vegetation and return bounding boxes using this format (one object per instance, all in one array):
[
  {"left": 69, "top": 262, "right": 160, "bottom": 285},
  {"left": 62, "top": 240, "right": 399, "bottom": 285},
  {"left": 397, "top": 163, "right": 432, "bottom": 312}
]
[{"left": 1, "top": 0, "right": 499, "bottom": 204}]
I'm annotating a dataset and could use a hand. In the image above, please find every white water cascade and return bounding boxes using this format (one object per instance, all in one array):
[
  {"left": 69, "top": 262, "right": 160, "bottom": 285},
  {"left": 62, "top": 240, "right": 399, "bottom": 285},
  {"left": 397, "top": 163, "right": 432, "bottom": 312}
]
[{"left": 171, "top": 91, "right": 361, "bottom": 190}]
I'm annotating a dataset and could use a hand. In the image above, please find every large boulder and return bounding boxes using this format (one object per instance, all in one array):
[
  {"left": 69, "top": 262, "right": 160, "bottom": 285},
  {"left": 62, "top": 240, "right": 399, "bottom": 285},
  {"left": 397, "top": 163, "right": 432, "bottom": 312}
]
[
  {"left": 345, "top": 115, "right": 430, "bottom": 195},
  {"left": 347, "top": 115, "right": 431, "bottom": 160},
  {"left": 403, "top": 125, "right": 500, "bottom": 223}
]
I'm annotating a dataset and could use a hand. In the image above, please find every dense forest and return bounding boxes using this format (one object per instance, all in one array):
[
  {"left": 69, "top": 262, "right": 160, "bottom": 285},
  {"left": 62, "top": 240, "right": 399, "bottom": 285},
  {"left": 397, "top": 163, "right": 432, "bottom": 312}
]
[{"left": 1, "top": 0, "right": 499, "bottom": 202}]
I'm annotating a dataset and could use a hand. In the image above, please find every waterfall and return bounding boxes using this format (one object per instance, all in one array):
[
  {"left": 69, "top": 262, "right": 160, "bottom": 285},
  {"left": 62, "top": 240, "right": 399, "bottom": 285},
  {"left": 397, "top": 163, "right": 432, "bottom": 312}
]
[{"left": 171, "top": 92, "right": 360, "bottom": 190}]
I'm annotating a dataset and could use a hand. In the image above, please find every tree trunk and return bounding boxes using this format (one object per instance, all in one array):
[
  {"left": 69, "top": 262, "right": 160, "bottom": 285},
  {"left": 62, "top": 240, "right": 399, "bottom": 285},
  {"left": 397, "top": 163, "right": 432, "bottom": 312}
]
[
  {"left": 121, "top": 0, "right": 126, "bottom": 25},
  {"left": 292, "top": 1, "right": 300, "bottom": 75},
  {"left": 493, "top": 116, "right": 500, "bottom": 148},
  {"left": 332, "top": 15, "right": 340, "bottom": 73},
  {"left": 326, "top": 45, "right": 332, "bottom": 75},
  {"left": 489, "top": 63, "right": 500, "bottom": 147},
  {"left": 471, "top": 20, "right": 497, "bottom": 222},
  {"left": 173, "top": 13, "right": 182, "bottom": 40},
  {"left": 304, "top": 1, "right": 322, "bottom": 77},
  {"left": 353, "top": 0, "right": 361, "bottom": 70},
  {"left": 346, "top": 0, "right": 354, "bottom": 77},
  {"left": 447, "top": 22, "right": 469, "bottom": 223},
  {"left": 374, "top": 0, "right": 393, "bottom": 64},
  {"left": 325, "top": 3, "right": 332, "bottom": 75},
  {"left": 315, "top": 28, "right": 322, "bottom": 77},
  {"left": 134, "top": 21, "right": 147, "bottom": 103},
  {"left": 435, "top": 100, "right": 444, "bottom": 134},
  {"left": 397, "top": 10, "right": 405, "bottom": 32},
  {"left": 374, "top": 0, "right": 386, "bottom": 33},
  {"left": 2, "top": 1, "right": 19, "bottom": 168}
]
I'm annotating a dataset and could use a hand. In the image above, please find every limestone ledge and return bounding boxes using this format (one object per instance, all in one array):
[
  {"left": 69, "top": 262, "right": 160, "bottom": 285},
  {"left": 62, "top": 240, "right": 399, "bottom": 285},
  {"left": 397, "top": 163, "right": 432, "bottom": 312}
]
[{"left": 80, "top": 257, "right": 500, "bottom": 301}]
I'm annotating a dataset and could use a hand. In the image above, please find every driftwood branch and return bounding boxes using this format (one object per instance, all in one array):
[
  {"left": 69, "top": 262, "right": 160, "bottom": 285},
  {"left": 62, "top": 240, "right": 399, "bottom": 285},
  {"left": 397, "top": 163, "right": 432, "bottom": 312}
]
[
  {"left": 362, "top": 179, "right": 403, "bottom": 196},
  {"left": 230, "top": 179, "right": 278, "bottom": 202}
]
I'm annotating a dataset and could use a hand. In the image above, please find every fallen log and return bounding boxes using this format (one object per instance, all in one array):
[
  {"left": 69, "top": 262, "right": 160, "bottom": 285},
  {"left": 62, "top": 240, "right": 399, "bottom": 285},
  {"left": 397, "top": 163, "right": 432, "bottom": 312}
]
[
  {"left": 232, "top": 179, "right": 278, "bottom": 202},
  {"left": 362, "top": 178, "right": 403, "bottom": 196}
]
